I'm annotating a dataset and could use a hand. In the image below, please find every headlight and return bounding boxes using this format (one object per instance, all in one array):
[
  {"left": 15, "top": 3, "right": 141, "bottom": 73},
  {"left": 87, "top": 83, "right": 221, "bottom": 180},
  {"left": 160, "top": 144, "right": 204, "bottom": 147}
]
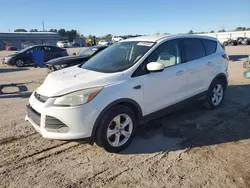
[
  {"left": 54, "top": 64, "right": 67, "bottom": 69},
  {"left": 4, "top": 56, "right": 13, "bottom": 61},
  {"left": 53, "top": 87, "right": 103, "bottom": 106}
]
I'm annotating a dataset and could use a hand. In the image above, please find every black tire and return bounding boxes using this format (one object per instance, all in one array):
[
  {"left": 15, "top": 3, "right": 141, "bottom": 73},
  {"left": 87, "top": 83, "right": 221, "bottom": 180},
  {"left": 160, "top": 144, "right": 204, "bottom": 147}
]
[
  {"left": 203, "top": 78, "right": 226, "bottom": 109},
  {"left": 15, "top": 59, "right": 25, "bottom": 67},
  {"left": 223, "top": 42, "right": 228, "bottom": 46},
  {"left": 95, "top": 105, "right": 138, "bottom": 153}
]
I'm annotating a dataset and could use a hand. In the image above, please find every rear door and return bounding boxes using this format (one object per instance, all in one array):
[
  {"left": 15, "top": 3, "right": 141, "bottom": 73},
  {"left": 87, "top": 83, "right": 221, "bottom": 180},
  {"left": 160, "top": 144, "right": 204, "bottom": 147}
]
[
  {"left": 43, "top": 46, "right": 55, "bottom": 61},
  {"left": 183, "top": 38, "right": 216, "bottom": 97}
]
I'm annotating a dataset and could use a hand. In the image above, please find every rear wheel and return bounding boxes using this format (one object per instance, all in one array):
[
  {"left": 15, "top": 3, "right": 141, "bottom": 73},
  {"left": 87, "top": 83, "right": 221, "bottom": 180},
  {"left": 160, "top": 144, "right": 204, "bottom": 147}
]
[
  {"left": 15, "top": 59, "right": 24, "bottom": 67},
  {"left": 203, "top": 79, "right": 226, "bottom": 109},
  {"left": 95, "top": 105, "right": 137, "bottom": 153},
  {"left": 223, "top": 42, "right": 228, "bottom": 46}
]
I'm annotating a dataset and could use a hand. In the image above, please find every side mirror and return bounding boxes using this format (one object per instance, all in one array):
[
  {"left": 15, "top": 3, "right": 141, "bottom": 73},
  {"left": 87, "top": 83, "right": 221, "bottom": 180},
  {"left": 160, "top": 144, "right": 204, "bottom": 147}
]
[
  {"left": 72, "top": 53, "right": 76, "bottom": 55},
  {"left": 146, "top": 62, "right": 164, "bottom": 72}
]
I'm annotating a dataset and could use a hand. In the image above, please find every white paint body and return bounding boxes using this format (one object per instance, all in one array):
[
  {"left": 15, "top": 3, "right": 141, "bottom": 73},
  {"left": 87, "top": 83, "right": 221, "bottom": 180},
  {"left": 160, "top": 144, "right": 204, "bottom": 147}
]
[
  {"left": 57, "top": 41, "right": 68, "bottom": 48},
  {"left": 112, "top": 36, "right": 123, "bottom": 42},
  {"left": 98, "top": 40, "right": 109, "bottom": 46},
  {"left": 26, "top": 34, "right": 228, "bottom": 140}
]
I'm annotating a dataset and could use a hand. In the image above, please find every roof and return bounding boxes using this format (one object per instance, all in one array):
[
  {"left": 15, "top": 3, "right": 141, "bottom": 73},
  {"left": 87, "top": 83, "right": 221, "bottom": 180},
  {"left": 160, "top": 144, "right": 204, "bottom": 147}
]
[
  {"left": 0, "top": 32, "right": 58, "bottom": 35},
  {"left": 0, "top": 32, "right": 60, "bottom": 39},
  {"left": 122, "top": 34, "right": 217, "bottom": 42},
  {"left": 123, "top": 34, "right": 175, "bottom": 42}
]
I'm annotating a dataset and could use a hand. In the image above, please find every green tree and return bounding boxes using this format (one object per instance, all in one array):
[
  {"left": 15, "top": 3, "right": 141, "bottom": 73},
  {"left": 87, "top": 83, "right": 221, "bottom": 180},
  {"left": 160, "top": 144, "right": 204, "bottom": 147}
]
[
  {"left": 218, "top": 29, "right": 226, "bottom": 32},
  {"left": 58, "top": 29, "right": 67, "bottom": 37},
  {"left": 29, "top": 29, "right": 38, "bottom": 32},
  {"left": 104, "top": 34, "right": 112, "bottom": 39},
  {"left": 49, "top": 29, "right": 58, "bottom": 33},
  {"left": 235, "top": 27, "right": 246, "bottom": 31},
  {"left": 188, "top": 30, "right": 194, "bottom": 34},
  {"left": 14, "top": 29, "right": 27, "bottom": 32},
  {"left": 210, "top": 30, "right": 215, "bottom": 33},
  {"left": 67, "top": 29, "right": 78, "bottom": 42}
]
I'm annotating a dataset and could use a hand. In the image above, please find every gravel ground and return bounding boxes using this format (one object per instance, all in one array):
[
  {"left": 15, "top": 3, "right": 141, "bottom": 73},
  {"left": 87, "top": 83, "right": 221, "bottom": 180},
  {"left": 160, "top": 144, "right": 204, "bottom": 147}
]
[{"left": 0, "top": 46, "right": 250, "bottom": 188}]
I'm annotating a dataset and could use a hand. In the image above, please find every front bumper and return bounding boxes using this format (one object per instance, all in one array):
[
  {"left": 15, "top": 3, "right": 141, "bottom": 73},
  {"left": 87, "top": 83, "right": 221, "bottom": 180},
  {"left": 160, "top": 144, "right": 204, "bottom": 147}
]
[
  {"left": 25, "top": 92, "right": 101, "bottom": 140},
  {"left": 2, "top": 58, "right": 15, "bottom": 65}
]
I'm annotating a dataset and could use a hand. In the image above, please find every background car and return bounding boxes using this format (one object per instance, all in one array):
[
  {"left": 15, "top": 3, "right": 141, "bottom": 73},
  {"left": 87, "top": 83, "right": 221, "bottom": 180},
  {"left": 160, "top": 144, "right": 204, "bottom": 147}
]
[
  {"left": 21, "top": 42, "right": 35, "bottom": 49},
  {"left": 2, "top": 45, "right": 68, "bottom": 67},
  {"left": 57, "top": 41, "right": 69, "bottom": 48},
  {"left": 45, "top": 45, "right": 107, "bottom": 72},
  {"left": 112, "top": 36, "right": 124, "bottom": 42},
  {"left": 5, "top": 45, "right": 17, "bottom": 51},
  {"left": 98, "top": 40, "right": 112, "bottom": 46},
  {"left": 223, "top": 39, "right": 237, "bottom": 46},
  {"left": 237, "top": 37, "right": 250, "bottom": 45}
]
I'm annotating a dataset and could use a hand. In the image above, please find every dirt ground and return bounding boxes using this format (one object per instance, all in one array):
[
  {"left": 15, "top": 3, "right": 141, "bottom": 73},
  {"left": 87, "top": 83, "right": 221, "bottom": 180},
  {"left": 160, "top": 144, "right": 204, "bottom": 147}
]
[{"left": 0, "top": 46, "right": 250, "bottom": 188}]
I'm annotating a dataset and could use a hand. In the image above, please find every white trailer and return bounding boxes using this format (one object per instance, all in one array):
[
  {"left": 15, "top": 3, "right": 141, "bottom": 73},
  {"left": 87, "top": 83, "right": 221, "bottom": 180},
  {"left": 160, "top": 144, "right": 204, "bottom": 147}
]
[{"left": 196, "top": 31, "right": 250, "bottom": 43}]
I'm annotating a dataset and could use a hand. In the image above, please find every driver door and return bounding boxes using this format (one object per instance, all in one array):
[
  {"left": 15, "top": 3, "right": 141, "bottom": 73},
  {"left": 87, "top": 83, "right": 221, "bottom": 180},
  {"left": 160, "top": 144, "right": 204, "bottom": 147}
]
[{"left": 142, "top": 39, "right": 188, "bottom": 115}]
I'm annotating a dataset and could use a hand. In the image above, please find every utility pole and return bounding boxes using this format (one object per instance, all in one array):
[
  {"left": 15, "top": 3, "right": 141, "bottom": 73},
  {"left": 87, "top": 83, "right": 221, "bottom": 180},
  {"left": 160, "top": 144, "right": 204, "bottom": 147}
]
[{"left": 42, "top": 21, "right": 45, "bottom": 32}]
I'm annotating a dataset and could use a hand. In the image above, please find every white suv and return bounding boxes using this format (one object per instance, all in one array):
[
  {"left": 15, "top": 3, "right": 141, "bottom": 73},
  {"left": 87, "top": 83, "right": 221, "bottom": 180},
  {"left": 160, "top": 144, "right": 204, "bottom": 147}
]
[
  {"left": 26, "top": 34, "right": 229, "bottom": 152},
  {"left": 112, "top": 36, "right": 123, "bottom": 42}
]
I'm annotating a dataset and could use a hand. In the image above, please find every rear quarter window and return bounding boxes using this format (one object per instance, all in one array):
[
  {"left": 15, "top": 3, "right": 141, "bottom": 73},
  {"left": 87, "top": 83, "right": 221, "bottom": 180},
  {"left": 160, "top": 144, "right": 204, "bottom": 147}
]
[
  {"left": 183, "top": 38, "right": 206, "bottom": 61},
  {"left": 202, "top": 39, "right": 217, "bottom": 56}
]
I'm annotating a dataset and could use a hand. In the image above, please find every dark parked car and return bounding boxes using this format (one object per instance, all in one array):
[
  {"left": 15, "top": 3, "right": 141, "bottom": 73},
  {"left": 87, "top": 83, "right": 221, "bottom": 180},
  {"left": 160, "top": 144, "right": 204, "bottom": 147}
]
[
  {"left": 2, "top": 45, "right": 68, "bottom": 67},
  {"left": 45, "top": 45, "right": 107, "bottom": 72},
  {"left": 223, "top": 39, "right": 237, "bottom": 46},
  {"left": 237, "top": 37, "right": 250, "bottom": 45},
  {"left": 5, "top": 45, "right": 17, "bottom": 51}
]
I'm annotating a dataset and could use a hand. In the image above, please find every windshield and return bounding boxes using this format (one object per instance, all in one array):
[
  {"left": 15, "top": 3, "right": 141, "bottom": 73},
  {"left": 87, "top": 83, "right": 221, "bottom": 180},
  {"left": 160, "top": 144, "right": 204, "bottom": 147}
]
[
  {"left": 79, "top": 47, "right": 99, "bottom": 56},
  {"left": 81, "top": 41, "right": 154, "bottom": 73}
]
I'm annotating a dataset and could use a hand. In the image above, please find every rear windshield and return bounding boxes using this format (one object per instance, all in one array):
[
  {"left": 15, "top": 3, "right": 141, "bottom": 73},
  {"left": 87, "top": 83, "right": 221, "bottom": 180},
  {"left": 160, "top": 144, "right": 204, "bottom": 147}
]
[{"left": 81, "top": 41, "right": 155, "bottom": 73}]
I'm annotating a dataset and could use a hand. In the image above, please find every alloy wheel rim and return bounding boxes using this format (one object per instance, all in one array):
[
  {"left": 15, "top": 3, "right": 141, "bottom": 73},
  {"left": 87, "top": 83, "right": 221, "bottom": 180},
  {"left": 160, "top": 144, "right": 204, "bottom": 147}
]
[
  {"left": 107, "top": 114, "right": 133, "bottom": 147},
  {"left": 212, "top": 84, "right": 223, "bottom": 106},
  {"left": 16, "top": 60, "right": 24, "bottom": 66}
]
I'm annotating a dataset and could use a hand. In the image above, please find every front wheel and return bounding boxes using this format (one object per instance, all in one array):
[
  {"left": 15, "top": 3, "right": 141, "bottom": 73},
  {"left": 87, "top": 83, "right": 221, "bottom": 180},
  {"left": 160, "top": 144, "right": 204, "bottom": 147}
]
[
  {"left": 95, "top": 105, "right": 137, "bottom": 153},
  {"left": 15, "top": 59, "right": 25, "bottom": 67},
  {"left": 203, "top": 79, "right": 226, "bottom": 109}
]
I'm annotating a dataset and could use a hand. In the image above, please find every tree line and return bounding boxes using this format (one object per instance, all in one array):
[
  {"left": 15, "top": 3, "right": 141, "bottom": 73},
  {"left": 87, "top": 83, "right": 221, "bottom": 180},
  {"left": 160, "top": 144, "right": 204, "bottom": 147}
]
[
  {"left": 13, "top": 28, "right": 81, "bottom": 42},
  {"left": 13, "top": 26, "right": 250, "bottom": 40}
]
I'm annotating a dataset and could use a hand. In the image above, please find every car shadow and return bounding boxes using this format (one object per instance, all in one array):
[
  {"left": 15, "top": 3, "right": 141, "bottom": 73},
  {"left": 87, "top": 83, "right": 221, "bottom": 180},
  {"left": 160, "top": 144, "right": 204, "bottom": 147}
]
[
  {"left": 229, "top": 55, "right": 249, "bottom": 62},
  {"left": 0, "top": 67, "right": 29, "bottom": 73},
  {"left": 0, "top": 83, "right": 31, "bottom": 99},
  {"left": 121, "top": 84, "right": 250, "bottom": 154}
]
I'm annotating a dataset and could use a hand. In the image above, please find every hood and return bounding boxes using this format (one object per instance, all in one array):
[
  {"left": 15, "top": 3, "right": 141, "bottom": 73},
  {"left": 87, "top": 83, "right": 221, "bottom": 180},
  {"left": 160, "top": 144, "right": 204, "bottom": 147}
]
[
  {"left": 47, "top": 55, "right": 89, "bottom": 65},
  {"left": 4, "top": 53, "right": 16, "bottom": 58},
  {"left": 37, "top": 65, "right": 123, "bottom": 97}
]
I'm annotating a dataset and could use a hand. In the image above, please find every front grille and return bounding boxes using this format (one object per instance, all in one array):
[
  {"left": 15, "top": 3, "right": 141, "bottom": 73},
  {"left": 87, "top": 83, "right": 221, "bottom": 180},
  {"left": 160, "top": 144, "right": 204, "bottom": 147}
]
[
  {"left": 27, "top": 105, "right": 41, "bottom": 126},
  {"left": 34, "top": 92, "right": 48, "bottom": 103}
]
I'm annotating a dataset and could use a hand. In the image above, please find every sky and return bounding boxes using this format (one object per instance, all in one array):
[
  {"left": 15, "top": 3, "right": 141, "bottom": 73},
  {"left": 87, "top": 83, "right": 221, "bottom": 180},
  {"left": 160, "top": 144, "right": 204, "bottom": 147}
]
[{"left": 1, "top": 0, "right": 250, "bottom": 36}]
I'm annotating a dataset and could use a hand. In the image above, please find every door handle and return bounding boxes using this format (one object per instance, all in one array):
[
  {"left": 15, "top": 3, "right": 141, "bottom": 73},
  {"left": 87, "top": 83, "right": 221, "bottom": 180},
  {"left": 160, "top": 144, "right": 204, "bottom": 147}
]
[
  {"left": 133, "top": 85, "right": 142, "bottom": 90},
  {"left": 176, "top": 70, "right": 184, "bottom": 76},
  {"left": 207, "top": 62, "right": 213, "bottom": 66}
]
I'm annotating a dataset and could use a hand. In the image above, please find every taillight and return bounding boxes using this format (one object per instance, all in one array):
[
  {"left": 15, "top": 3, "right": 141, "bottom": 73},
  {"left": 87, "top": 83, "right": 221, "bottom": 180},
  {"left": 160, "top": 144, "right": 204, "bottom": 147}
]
[{"left": 222, "top": 54, "right": 229, "bottom": 61}]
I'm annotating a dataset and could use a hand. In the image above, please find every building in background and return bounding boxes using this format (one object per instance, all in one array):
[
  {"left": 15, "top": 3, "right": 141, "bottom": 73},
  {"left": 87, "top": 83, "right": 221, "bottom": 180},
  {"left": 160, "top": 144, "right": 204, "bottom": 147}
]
[{"left": 0, "top": 32, "right": 60, "bottom": 50}]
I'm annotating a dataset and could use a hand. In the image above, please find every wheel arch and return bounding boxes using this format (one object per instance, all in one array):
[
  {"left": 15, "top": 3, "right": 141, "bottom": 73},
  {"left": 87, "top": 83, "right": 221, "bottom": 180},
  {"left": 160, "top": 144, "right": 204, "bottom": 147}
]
[
  {"left": 210, "top": 73, "right": 228, "bottom": 89},
  {"left": 91, "top": 98, "right": 143, "bottom": 139}
]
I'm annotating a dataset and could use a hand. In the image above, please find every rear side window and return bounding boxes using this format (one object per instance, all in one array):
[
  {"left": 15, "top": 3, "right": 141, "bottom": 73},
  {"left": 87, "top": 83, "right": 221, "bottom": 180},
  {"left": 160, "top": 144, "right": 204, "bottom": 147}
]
[
  {"left": 202, "top": 39, "right": 217, "bottom": 55},
  {"left": 44, "top": 46, "right": 52, "bottom": 51},
  {"left": 183, "top": 38, "right": 205, "bottom": 61}
]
